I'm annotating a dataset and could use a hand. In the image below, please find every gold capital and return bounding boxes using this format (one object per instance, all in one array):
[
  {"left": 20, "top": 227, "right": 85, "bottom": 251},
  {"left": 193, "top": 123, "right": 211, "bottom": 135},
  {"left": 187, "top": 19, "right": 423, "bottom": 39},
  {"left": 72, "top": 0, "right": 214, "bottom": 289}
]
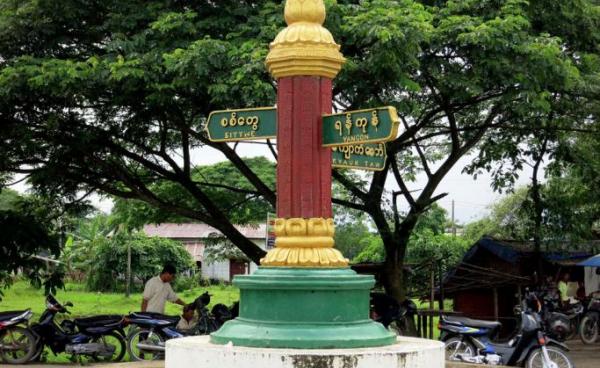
[
  {"left": 261, "top": 218, "right": 349, "bottom": 268},
  {"left": 265, "top": 0, "right": 345, "bottom": 79}
]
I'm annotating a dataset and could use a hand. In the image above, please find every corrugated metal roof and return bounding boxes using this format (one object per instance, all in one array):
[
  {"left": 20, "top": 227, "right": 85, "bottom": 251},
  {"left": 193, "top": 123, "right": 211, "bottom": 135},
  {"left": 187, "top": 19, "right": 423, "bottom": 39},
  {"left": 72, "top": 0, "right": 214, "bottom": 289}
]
[{"left": 143, "top": 223, "right": 267, "bottom": 239}]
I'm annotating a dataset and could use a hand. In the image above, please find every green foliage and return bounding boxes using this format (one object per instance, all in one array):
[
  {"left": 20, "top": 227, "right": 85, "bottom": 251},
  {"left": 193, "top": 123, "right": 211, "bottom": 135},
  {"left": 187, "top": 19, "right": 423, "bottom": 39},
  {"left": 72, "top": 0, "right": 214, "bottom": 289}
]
[
  {"left": 0, "top": 189, "right": 70, "bottom": 300},
  {"left": 543, "top": 133, "right": 600, "bottom": 243},
  {"left": 0, "top": 188, "right": 20, "bottom": 211},
  {"left": 352, "top": 234, "right": 385, "bottom": 263},
  {"left": 1, "top": 0, "right": 600, "bottom": 300},
  {"left": 414, "top": 203, "right": 449, "bottom": 235},
  {"left": 464, "top": 187, "right": 531, "bottom": 241},
  {"left": 86, "top": 233, "right": 193, "bottom": 292},
  {"left": 335, "top": 221, "right": 372, "bottom": 260},
  {"left": 353, "top": 204, "right": 466, "bottom": 265},
  {"left": 405, "top": 229, "right": 471, "bottom": 296},
  {"left": 60, "top": 214, "right": 115, "bottom": 278}
]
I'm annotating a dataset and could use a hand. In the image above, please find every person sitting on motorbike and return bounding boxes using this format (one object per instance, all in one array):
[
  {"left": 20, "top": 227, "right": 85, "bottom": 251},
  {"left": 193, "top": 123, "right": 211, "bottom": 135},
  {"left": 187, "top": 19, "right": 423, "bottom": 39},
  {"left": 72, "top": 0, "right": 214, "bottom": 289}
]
[{"left": 176, "top": 304, "right": 198, "bottom": 334}]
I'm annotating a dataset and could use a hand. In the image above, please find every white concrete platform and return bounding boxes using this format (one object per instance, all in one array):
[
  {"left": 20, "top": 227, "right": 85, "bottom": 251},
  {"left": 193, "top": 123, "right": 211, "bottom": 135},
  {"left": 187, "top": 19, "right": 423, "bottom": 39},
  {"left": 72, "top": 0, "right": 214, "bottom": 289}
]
[{"left": 165, "top": 335, "right": 444, "bottom": 368}]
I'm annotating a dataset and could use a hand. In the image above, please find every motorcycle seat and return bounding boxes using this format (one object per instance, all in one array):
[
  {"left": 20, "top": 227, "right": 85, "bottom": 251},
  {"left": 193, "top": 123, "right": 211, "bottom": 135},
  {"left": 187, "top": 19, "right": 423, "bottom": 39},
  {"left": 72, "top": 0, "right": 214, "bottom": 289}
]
[
  {"left": 129, "top": 312, "right": 180, "bottom": 324},
  {"left": 443, "top": 315, "right": 502, "bottom": 330},
  {"left": 0, "top": 310, "right": 27, "bottom": 322},
  {"left": 74, "top": 315, "right": 123, "bottom": 328}
]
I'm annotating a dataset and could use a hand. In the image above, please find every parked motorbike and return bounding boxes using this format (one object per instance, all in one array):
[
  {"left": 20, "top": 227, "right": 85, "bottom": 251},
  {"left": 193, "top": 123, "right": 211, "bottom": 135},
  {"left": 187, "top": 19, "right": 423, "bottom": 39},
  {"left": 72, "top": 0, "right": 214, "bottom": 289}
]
[
  {"left": 29, "top": 295, "right": 126, "bottom": 363},
  {"left": 439, "top": 291, "right": 574, "bottom": 368},
  {"left": 125, "top": 292, "right": 238, "bottom": 361},
  {"left": 538, "top": 291, "right": 584, "bottom": 341},
  {"left": 370, "top": 292, "right": 416, "bottom": 336},
  {"left": 579, "top": 296, "right": 600, "bottom": 344},
  {"left": 211, "top": 301, "right": 239, "bottom": 328},
  {"left": 0, "top": 309, "right": 37, "bottom": 364}
]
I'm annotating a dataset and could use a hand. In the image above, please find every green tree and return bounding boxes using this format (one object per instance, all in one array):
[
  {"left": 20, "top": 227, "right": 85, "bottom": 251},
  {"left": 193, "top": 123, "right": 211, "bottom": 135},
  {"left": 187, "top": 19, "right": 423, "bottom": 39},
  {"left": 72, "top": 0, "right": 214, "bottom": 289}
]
[
  {"left": 0, "top": 188, "right": 20, "bottom": 211},
  {"left": 462, "top": 187, "right": 531, "bottom": 242},
  {"left": 1, "top": 0, "right": 599, "bottom": 301},
  {"left": 540, "top": 133, "right": 600, "bottom": 244},
  {"left": 60, "top": 214, "right": 115, "bottom": 279},
  {"left": 86, "top": 233, "right": 193, "bottom": 292},
  {"left": 0, "top": 189, "right": 79, "bottom": 300}
]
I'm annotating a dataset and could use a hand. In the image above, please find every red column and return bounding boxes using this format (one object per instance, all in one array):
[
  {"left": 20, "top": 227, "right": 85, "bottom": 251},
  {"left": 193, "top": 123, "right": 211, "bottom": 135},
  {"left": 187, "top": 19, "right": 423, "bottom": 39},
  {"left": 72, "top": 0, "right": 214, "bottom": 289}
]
[{"left": 276, "top": 76, "right": 332, "bottom": 219}]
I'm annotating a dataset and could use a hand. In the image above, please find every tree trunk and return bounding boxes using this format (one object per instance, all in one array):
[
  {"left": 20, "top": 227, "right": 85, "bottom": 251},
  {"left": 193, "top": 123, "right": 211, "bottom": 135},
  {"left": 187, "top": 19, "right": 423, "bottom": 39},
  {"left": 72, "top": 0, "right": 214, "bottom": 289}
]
[{"left": 531, "top": 139, "right": 548, "bottom": 280}]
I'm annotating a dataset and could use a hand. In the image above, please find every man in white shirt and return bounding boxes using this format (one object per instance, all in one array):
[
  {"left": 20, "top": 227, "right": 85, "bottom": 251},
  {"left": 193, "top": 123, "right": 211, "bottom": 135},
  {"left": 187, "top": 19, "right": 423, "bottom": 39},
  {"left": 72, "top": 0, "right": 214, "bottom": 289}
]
[{"left": 141, "top": 265, "right": 186, "bottom": 314}]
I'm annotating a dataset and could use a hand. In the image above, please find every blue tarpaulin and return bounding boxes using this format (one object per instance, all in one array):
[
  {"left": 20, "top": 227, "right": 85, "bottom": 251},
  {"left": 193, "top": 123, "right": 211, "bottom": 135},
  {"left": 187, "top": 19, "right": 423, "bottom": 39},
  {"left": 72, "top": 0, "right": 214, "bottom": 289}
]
[{"left": 578, "top": 254, "right": 600, "bottom": 267}]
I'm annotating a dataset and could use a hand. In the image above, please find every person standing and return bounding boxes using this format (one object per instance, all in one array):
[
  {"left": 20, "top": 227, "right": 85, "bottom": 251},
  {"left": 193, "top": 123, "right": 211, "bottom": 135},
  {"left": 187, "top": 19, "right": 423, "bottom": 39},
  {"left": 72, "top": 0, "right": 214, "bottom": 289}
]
[
  {"left": 141, "top": 264, "right": 186, "bottom": 314},
  {"left": 558, "top": 272, "right": 573, "bottom": 307}
]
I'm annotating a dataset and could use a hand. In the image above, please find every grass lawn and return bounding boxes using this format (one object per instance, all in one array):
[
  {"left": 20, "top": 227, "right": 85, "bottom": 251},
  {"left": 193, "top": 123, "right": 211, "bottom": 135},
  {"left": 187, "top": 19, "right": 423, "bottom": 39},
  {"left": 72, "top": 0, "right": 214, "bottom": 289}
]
[
  {"left": 0, "top": 280, "right": 239, "bottom": 363},
  {"left": 0, "top": 280, "right": 240, "bottom": 318},
  {"left": 1, "top": 281, "right": 450, "bottom": 362}
]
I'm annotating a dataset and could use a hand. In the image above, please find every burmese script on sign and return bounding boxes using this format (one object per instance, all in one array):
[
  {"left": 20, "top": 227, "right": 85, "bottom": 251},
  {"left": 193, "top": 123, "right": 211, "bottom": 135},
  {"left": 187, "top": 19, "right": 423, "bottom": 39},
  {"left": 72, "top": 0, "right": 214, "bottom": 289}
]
[
  {"left": 322, "top": 106, "right": 400, "bottom": 147},
  {"left": 206, "top": 107, "right": 277, "bottom": 142},
  {"left": 332, "top": 143, "right": 386, "bottom": 171}
]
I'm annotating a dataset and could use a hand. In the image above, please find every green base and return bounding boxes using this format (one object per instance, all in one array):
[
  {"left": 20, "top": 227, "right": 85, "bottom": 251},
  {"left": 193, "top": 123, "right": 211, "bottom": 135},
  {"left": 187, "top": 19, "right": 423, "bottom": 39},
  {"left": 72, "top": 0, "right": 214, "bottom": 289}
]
[{"left": 210, "top": 267, "right": 395, "bottom": 349}]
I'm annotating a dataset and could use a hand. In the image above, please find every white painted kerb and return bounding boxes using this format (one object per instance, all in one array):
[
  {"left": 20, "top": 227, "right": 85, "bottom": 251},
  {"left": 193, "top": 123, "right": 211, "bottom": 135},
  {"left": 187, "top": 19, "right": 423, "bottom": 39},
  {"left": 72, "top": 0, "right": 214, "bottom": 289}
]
[{"left": 166, "top": 335, "right": 444, "bottom": 368}]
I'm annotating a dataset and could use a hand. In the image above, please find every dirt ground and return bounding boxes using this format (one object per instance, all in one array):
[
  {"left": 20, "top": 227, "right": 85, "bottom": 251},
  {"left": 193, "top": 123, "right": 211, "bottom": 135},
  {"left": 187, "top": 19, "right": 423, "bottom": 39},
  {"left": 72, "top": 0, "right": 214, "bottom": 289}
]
[{"left": 566, "top": 339, "right": 599, "bottom": 368}]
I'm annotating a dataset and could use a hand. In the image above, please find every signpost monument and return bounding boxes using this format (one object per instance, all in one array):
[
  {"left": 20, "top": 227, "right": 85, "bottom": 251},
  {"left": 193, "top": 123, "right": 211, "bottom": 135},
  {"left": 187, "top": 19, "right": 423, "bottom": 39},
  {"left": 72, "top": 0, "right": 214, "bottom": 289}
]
[{"left": 167, "top": 1, "right": 444, "bottom": 366}]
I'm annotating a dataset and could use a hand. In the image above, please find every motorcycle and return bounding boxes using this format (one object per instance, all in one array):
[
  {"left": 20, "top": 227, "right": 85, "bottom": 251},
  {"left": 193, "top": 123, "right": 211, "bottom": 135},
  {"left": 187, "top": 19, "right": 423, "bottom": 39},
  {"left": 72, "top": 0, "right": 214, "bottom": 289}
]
[
  {"left": 0, "top": 309, "right": 37, "bottom": 364},
  {"left": 439, "top": 291, "right": 574, "bottom": 368},
  {"left": 538, "top": 291, "right": 584, "bottom": 341},
  {"left": 369, "top": 292, "right": 416, "bottom": 336},
  {"left": 579, "top": 296, "right": 600, "bottom": 344},
  {"left": 29, "top": 295, "right": 126, "bottom": 363},
  {"left": 125, "top": 292, "right": 238, "bottom": 361}
]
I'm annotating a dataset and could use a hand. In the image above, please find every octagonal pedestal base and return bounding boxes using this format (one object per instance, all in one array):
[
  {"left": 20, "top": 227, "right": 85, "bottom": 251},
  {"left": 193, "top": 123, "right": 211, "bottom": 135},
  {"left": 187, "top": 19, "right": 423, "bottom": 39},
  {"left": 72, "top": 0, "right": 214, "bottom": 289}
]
[
  {"left": 210, "top": 267, "right": 395, "bottom": 349},
  {"left": 166, "top": 335, "right": 443, "bottom": 368}
]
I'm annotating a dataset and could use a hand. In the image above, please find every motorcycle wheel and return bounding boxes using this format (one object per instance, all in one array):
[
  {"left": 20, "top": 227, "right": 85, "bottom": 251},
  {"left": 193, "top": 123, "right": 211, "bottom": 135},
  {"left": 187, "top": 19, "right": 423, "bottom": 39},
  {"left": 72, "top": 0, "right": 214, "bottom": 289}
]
[
  {"left": 0, "top": 326, "right": 37, "bottom": 364},
  {"left": 127, "top": 328, "right": 164, "bottom": 361},
  {"left": 444, "top": 337, "right": 475, "bottom": 361},
  {"left": 579, "top": 313, "right": 599, "bottom": 344},
  {"left": 91, "top": 331, "right": 126, "bottom": 362},
  {"left": 565, "top": 319, "right": 578, "bottom": 340},
  {"left": 525, "top": 346, "right": 573, "bottom": 368}
]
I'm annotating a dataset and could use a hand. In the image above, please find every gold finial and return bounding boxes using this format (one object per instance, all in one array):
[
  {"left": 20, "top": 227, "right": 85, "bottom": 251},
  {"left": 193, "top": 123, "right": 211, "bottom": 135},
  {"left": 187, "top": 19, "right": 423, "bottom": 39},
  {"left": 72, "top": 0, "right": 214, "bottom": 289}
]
[
  {"left": 284, "top": 0, "right": 326, "bottom": 25},
  {"left": 266, "top": 0, "right": 345, "bottom": 79}
]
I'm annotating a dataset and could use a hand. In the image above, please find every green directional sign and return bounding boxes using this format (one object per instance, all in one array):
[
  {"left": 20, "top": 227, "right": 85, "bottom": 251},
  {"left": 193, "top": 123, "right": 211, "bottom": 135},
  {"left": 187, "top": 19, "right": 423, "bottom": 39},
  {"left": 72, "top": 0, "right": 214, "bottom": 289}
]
[
  {"left": 332, "top": 143, "right": 387, "bottom": 171},
  {"left": 322, "top": 106, "right": 400, "bottom": 147},
  {"left": 206, "top": 107, "right": 277, "bottom": 142}
]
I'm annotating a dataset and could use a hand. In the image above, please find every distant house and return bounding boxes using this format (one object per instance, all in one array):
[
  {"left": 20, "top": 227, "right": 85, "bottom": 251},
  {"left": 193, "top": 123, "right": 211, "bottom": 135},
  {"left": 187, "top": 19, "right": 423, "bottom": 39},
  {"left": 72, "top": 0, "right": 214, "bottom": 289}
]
[
  {"left": 143, "top": 223, "right": 267, "bottom": 282},
  {"left": 441, "top": 237, "right": 595, "bottom": 334}
]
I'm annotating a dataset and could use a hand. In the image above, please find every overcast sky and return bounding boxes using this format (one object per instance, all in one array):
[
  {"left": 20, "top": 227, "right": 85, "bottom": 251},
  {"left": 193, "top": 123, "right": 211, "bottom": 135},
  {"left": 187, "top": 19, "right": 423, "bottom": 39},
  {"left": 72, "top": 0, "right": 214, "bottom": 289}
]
[{"left": 11, "top": 141, "right": 539, "bottom": 224}]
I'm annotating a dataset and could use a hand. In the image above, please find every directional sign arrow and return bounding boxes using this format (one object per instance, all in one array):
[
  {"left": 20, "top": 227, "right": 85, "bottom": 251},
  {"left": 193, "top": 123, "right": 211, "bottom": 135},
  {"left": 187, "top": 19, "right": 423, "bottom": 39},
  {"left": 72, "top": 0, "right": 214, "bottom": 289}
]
[
  {"left": 332, "top": 143, "right": 387, "bottom": 171},
  {"left": 206, "top": 107, "right": 277, "bottom": 142},
  {"left": 322, "top": 106, "right": 400, "bottom": 147}
]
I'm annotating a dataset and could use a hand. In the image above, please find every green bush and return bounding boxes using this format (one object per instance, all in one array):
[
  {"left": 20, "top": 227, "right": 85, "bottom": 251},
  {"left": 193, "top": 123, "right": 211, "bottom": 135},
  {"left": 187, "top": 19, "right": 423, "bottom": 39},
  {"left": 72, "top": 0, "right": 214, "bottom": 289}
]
[
  {"left": 86, "top": 233, "right": 193, "bottom": 292},
  {"left": 172, "top": 274, "right": 199, "bottom": 293}
]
